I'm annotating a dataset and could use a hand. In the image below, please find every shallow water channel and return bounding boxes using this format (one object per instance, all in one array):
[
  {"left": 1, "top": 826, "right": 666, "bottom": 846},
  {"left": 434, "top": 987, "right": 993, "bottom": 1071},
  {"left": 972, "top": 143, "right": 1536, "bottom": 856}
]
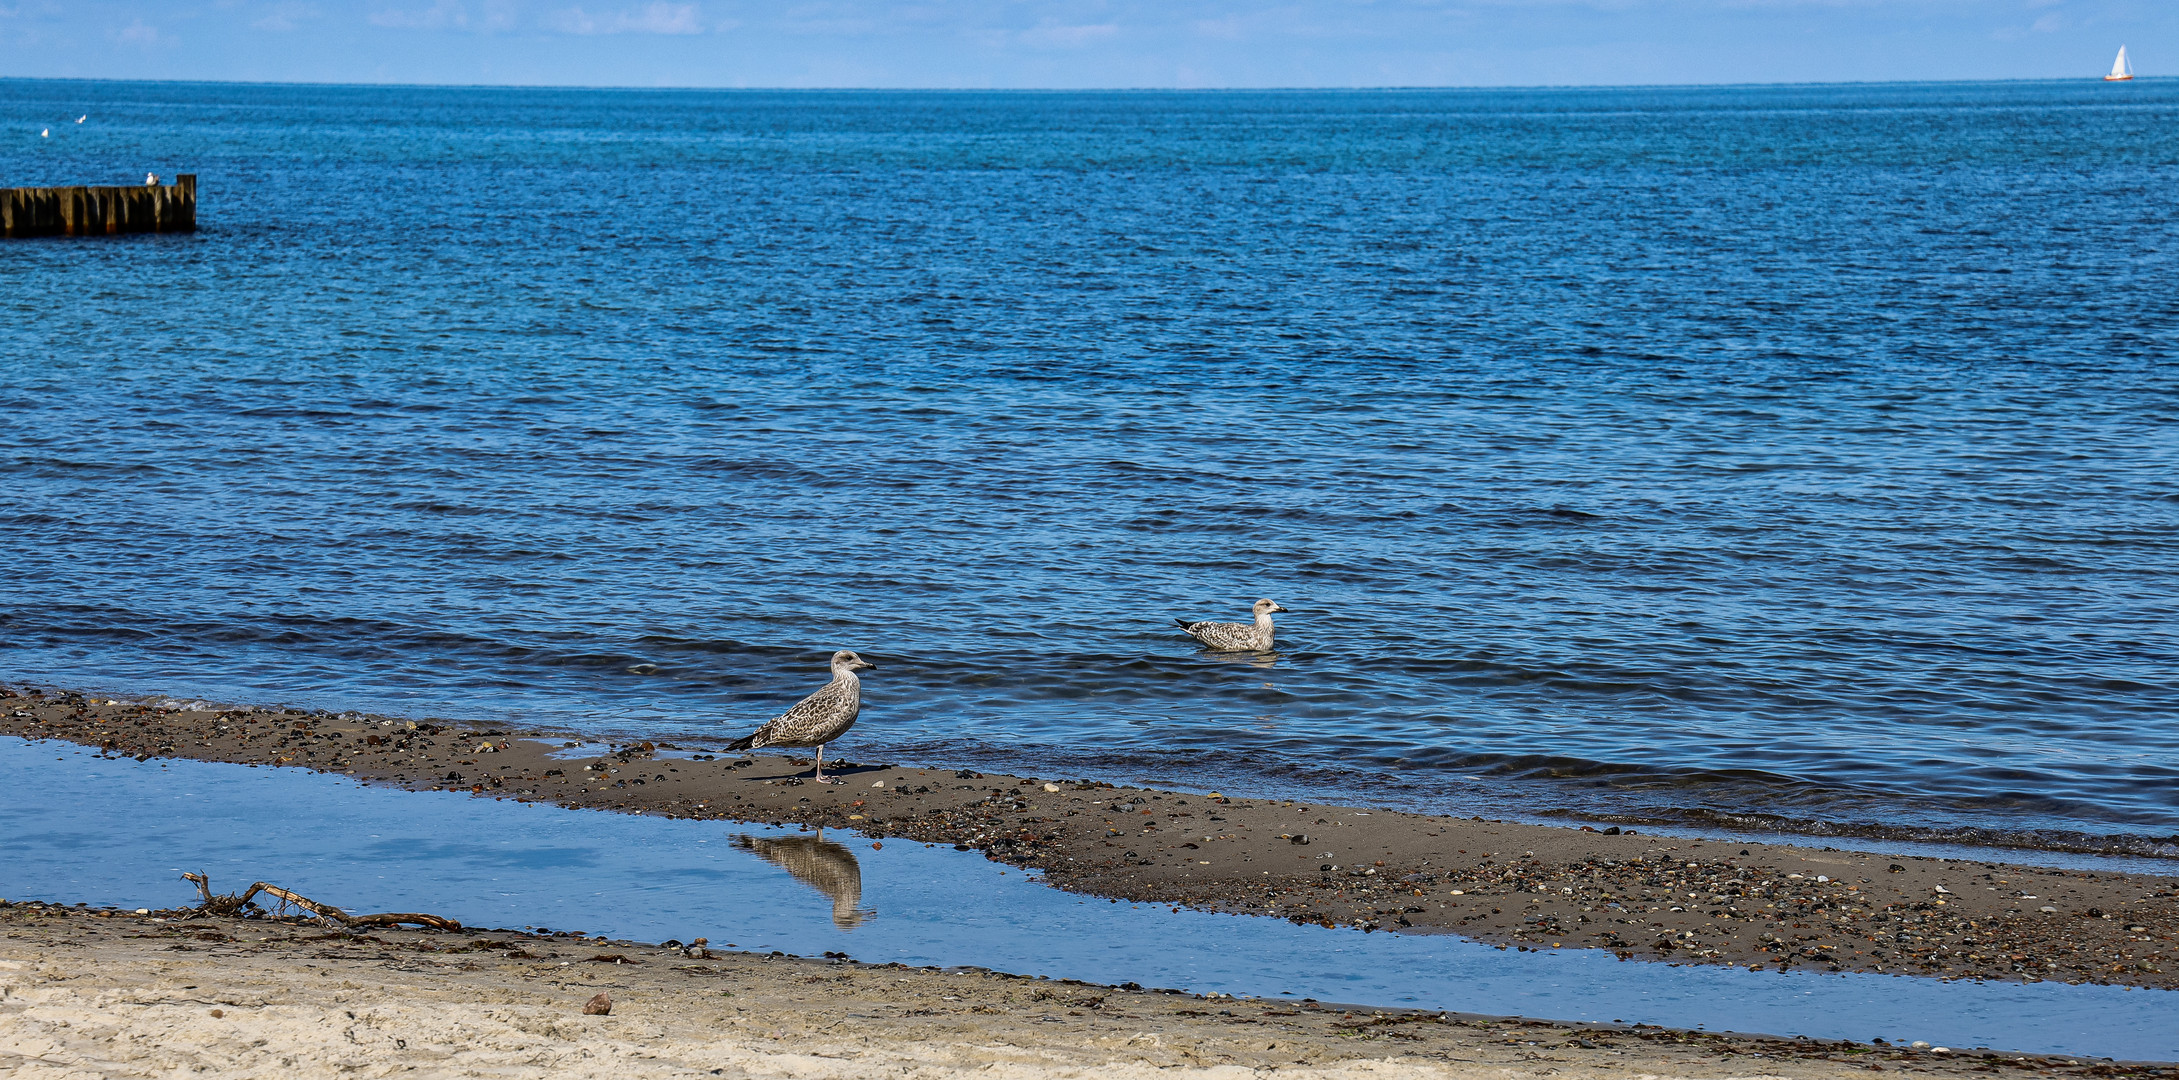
[{"left": 2, "top": 737, "right": 2173, "bottom": 1060}]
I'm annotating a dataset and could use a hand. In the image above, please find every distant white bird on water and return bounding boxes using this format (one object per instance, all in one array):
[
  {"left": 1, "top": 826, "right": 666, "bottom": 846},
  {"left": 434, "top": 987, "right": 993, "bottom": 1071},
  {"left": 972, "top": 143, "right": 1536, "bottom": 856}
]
[
  {"left": 77, "top": 115, "right": 86, "bottom": 123},
  {"left": 1176, "top": 598, "right": 1288, "bottom": 651},
  {"left": 40, "top": 128, "right": 48, "bottom": 138},
  {"left": 725, "top": 650, "right": 875, "bottom": 784}
]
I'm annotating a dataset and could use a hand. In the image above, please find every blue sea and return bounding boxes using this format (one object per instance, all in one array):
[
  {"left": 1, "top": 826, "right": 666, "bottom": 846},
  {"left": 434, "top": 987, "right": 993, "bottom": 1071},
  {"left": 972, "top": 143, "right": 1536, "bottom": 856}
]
[{"left": 3, "top": 78, "right": 2175, "bottom": 859}]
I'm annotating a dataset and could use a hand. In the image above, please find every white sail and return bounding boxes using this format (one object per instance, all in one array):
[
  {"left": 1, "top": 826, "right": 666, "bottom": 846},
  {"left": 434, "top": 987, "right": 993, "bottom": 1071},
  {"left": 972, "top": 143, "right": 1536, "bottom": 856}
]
[{"left": 2107, "top": 46, "right": 2133, "bottom": 80}]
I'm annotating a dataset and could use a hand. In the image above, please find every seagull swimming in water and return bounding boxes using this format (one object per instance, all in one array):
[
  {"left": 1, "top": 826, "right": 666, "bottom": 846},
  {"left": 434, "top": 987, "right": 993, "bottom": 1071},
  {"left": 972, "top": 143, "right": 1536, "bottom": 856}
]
[
  {"left": 1176, "top": 598, "right": 1288, "bottom": 651},
  {"left": 725, "top": 650, "right": 875, "bottom": 784}
]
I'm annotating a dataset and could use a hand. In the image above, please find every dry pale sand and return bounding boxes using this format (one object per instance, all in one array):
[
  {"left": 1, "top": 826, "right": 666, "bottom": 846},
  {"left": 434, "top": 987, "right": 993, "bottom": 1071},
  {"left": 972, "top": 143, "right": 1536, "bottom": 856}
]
[{"left": 3, "top": 905, "right": 2155, "bottom": 1080}]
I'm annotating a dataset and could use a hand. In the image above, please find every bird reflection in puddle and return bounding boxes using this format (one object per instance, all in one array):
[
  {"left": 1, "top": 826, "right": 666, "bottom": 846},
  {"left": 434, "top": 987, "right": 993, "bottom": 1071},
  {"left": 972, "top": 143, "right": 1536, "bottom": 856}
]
[
  {"left": 1197, "top": 649, "right": 1279, "bottom": 671},
  {"left": 733, "top": 831, "right": 872, "bottom": 929}
]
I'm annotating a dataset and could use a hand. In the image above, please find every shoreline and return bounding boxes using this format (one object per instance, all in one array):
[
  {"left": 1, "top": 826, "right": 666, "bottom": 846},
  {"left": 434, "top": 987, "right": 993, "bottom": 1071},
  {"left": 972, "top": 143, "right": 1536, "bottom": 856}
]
[
  {"left": 3, "top": 683, "right": 2175, "bottom": 993},
  {"left": 14, "top": 905, "right": 2168, "bottom": 1079}
]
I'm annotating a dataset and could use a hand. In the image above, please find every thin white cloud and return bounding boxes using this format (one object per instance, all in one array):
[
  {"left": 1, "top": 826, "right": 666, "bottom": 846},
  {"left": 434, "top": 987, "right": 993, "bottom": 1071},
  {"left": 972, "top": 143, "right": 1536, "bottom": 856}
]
[
  {"left": 773, "top": 2, "right": 884, "bottom": 37},
  {"left": 1190, "top": 6, "right": 1314, "bottom": 42},
  {"left": 116, "top": 17, "right": 158, "bottom": 42},
  {"left": 1018, "top": 21, "right": 1117, "bottom": 47},
  {"left": 1193, "top": 16, "right": 1247, "bottom": 39},
  {"left": 1456, "top": 0, "right": 1981, "bottom": 7},
  {"left": 252, "top": 2, "right": 317, "bottom": 30},
  {"left": 368, "top": 0, "right": 466, "bottom": 28},
  {"left": 548, "top": 1, "right": 703, "bottom": 34}
]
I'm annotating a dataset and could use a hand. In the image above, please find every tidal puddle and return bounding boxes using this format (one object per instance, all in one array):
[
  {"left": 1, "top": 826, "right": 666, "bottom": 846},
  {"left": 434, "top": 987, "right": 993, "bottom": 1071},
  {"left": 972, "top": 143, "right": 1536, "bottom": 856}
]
[{"left": 2, "top": 737, "right": 2172, "bottom": 1060}]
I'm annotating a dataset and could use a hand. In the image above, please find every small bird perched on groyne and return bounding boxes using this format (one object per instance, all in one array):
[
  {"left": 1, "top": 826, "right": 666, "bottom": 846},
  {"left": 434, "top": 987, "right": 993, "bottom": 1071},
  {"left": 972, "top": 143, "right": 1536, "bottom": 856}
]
[
  {"left": 725, "top": 650, "right": 875, "bottom": 784},
  {"left": 1176, "top": 598, "right": 1288, "bottom": 651}
]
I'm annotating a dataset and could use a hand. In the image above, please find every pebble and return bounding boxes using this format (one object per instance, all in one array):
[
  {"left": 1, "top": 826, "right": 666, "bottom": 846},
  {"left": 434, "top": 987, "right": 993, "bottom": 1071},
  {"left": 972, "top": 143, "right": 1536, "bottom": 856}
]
[{"left": 7, "top": 688, "right": 2176, "bottom": 995}]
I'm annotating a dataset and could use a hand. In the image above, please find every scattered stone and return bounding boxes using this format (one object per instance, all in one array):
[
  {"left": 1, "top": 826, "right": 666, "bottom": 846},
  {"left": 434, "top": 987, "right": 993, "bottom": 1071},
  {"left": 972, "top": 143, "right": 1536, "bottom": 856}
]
[{"left": 5, "top": 686, "right": 2174, "bottom": 993}]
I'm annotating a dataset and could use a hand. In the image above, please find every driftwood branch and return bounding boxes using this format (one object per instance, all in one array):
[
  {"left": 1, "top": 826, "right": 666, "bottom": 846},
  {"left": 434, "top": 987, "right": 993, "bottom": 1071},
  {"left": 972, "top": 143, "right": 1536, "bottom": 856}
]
[{"left": 181, "top": 872, "right": 462, "bottom": 931}]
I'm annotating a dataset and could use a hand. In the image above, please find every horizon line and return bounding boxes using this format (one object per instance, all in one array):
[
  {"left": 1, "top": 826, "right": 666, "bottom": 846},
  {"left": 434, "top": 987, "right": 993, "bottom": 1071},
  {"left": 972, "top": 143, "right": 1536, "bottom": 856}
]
[{"left": 0, "top": 74, "right": 2156, "bottom": 95}]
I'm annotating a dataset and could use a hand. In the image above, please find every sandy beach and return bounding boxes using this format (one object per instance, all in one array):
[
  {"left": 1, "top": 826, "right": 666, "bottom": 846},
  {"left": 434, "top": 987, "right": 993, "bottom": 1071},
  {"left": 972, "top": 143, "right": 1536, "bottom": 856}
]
[
  {"left": 10, "top": 60, "right": 2178, "bottom": 1080},
  {"left": 4, "top": 684, "right": 2174, "bottom": 994},
  {"left": 8, "top": 901, "right": 2167, "bottom": 1080}
]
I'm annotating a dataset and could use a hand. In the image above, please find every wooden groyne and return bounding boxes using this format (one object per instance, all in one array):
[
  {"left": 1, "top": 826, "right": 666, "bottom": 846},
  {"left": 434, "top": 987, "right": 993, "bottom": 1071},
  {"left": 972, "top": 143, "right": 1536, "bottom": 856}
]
[{"left": 1, "top": 174, "right": 195, "bottom": 238}]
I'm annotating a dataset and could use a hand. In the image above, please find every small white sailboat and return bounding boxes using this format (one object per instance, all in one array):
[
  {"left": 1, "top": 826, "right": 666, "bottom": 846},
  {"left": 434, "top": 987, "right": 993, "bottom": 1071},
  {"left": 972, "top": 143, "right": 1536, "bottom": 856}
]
[{"left": 2105, "top": 46, "right": 2134, "bottom": 81}]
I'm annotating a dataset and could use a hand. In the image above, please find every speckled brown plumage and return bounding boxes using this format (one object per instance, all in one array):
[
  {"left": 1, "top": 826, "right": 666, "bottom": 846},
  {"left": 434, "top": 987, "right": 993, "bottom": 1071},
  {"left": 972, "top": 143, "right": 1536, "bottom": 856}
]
[
  {"left": 726, "top": 650, "right": 875, "bottom": 783},
  {"left": 1176, "top": 598, "right": 1287, "bottom": 651}
]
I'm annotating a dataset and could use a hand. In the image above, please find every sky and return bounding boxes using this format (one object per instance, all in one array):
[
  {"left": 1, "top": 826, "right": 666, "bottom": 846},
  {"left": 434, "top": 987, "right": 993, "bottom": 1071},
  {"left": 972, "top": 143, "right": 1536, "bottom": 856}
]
[{"left": 0, "top": 0, "right": 2168, "bottom": 88}]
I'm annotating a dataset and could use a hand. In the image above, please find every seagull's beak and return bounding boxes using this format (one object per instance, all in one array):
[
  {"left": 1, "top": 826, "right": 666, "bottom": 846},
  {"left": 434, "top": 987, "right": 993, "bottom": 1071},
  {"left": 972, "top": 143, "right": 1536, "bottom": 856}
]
[
  {"left": 1273, "top": 604, "right": 1290, "bottom": 613},
  {"left": 858, "top": 661, "right": 877, "bottom": 671}
]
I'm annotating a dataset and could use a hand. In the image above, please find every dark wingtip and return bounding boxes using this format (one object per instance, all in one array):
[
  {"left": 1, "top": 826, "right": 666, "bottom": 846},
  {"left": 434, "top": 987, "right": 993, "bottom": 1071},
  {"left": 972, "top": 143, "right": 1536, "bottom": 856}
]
[{"left": 1174, "top": 618, "right": 1193, "bottom": 629}]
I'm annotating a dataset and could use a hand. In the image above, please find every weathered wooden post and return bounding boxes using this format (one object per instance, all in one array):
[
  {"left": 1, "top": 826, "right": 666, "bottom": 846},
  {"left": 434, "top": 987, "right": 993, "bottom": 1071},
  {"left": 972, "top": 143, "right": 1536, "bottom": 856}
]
[
  {"left": 0, "top": 174, "right": 198, "bottom": 238},
  {"left": 174, "top": 174, "right": 197, "bottom": 231}
]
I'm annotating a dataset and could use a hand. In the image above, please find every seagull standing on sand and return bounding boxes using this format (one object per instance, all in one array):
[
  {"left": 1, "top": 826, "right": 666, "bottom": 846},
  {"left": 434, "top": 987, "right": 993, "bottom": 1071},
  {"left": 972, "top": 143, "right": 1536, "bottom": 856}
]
[
  {"left": 725, "top": 651, "right": 875, "bottom": 785},
  {"left": 1176, "top": 598, "right": 1289, "bottom": 651}
]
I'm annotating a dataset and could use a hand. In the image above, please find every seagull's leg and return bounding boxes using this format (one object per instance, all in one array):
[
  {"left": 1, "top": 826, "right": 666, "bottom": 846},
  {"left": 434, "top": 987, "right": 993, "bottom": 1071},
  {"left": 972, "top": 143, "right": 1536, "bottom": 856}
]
[{"left": 813, "top": 743, "right": 843, "bottom": 785}]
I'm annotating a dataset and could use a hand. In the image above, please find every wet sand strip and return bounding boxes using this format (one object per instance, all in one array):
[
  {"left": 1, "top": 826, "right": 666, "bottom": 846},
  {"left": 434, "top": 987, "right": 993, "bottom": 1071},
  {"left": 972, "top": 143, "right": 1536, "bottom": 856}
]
[
  {"left": 6, "top": 901, "right": 2170, "bottom": 1079},
  {"left": 4, "top": 684, "right": 2175, "bottom": 992}
]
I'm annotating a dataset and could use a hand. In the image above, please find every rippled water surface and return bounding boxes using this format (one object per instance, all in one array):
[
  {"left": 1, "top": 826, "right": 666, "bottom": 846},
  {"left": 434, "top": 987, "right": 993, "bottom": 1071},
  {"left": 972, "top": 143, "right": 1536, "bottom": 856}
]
[{"left": 3, "top": 79, "right": 2176, "bottom": 856}]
